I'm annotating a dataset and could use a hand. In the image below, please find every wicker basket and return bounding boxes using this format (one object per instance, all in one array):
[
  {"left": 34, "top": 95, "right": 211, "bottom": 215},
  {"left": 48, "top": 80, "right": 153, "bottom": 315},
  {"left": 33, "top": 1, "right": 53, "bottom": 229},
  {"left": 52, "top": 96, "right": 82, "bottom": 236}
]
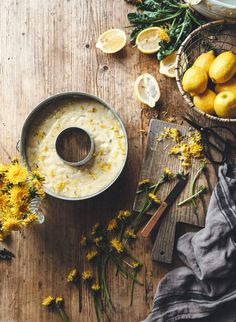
[{"left": 176, "top": 20, "right": 236, "bottom": 123}]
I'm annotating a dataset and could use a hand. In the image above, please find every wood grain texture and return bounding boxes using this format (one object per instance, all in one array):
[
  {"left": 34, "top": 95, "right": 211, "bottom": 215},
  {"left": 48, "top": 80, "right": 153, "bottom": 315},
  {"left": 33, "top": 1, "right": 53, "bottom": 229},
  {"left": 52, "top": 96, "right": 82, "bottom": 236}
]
[{"left": 0, "top": 1, "right": 236, "bottom": 322}]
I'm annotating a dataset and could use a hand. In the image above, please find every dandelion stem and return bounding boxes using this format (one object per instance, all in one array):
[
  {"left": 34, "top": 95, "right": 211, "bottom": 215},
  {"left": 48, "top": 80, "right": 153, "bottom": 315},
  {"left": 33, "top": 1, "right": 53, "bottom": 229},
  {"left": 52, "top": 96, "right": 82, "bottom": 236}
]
[
  {"left": 102, "top": 255, "right": 115, "bottom": 311},
  {"left": 178, "top": 186, "right": 207, "bottom": 206},
  {"left": 76, "top": 283, "right": 82, "bottom": 313},
  {"left": 191, "top": 160, "right": 206, "bottom": 207},
  {"left": 57, "top": 307, "right": 71, "bottom": 322},
  {"left": 94, "top": 297, "right": 101, "bottom": 322},
  {"left": 130, "top": 271, "right": 137, "bottom": 306}
]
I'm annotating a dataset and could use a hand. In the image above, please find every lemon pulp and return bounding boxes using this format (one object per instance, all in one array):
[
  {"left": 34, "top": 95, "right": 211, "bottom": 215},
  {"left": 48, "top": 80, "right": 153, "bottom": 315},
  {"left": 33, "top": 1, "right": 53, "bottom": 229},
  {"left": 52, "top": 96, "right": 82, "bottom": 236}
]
[
  {"left": 134, "top": 73, "right": 160, "bottom": 108},
  {"left": 159, "top": 52, "right": 177, "bottom": 78},
  {"left": 96, "top": 29, "right": 126, "bottom": 54},
  {"left": 136, "top": 27, "right": 162, "bottom": 54}
]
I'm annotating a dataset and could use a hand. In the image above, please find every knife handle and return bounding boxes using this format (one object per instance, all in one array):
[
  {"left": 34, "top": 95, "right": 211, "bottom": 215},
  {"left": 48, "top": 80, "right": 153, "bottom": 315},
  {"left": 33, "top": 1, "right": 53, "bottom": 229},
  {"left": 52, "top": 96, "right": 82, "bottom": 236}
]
[{"left": 140, "top": 202, "right": 168, "bottom": 238}]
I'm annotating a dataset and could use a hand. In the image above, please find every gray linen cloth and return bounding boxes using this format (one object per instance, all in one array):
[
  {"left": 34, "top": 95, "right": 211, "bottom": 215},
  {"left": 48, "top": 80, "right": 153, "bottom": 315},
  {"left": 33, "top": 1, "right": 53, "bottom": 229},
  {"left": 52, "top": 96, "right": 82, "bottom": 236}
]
[{"left": 143, "top": 164, "right": 236, "bottom": 322}]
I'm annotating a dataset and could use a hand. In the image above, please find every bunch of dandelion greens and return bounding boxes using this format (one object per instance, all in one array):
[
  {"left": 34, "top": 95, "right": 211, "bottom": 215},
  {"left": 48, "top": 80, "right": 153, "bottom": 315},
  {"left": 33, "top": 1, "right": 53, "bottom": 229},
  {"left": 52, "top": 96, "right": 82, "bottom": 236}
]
[
  {"left": 125, "top": 0, "right": 206, "bottom": 60},
  {"left": 67, "top": 213, "right": 143, "bottom": 321},
  {"left": 42, "top": 296, "right": 70, "bottom": 322},
  {"left": 0, "top": 158, "right": 45, "bottom": 240}
]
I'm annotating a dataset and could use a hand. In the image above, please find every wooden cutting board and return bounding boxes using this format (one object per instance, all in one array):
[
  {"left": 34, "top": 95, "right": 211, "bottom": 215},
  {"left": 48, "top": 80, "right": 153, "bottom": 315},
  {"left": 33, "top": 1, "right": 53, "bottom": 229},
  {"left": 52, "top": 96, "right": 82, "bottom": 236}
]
[{"left": 133, "top": 119, "right": 218, "bottom": 264}]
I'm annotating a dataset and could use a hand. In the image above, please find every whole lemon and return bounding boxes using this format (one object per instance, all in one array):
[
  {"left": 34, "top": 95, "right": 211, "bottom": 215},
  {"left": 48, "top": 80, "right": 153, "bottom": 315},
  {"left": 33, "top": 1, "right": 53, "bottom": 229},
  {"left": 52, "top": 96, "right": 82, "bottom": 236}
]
[
  {"left": 193, "top": 50, "right": 215, "bottom": 74},
  {"left": 214, "top": 91, "right": 236, "bottom": 118},
  {"left": 215, "top": 77, "right": 236, "bottom": 95},
  {"left": 193, "top": 89, "right": 216, "bottom": 115},
  {"left": 209, "top": 51, "right": 236, "bottom": 84},
  {"left": 182, "top": 66, "right": 208, "bottom": 96}
]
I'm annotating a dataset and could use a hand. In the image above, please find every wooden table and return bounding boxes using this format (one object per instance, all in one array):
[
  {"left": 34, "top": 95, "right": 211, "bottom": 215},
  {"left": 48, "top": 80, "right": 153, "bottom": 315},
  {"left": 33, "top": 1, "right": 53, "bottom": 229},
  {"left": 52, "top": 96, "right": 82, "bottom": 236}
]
[{"left": 0, "top": 1, "right": 234, "bottom": 322}]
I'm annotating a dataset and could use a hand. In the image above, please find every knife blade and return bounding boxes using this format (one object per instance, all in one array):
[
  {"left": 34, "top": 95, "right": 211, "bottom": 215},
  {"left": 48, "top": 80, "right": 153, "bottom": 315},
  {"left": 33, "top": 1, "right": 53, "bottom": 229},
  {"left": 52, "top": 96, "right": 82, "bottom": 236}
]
[{"left": 141, "top": 174, "right": 188, "bottom": 238}]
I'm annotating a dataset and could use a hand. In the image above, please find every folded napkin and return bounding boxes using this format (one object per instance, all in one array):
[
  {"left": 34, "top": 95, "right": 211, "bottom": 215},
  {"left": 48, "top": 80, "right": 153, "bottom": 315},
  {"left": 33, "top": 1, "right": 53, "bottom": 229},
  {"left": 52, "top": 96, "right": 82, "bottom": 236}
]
[{"left": 143, "top": 164, "right": 236, "bottom": 322}]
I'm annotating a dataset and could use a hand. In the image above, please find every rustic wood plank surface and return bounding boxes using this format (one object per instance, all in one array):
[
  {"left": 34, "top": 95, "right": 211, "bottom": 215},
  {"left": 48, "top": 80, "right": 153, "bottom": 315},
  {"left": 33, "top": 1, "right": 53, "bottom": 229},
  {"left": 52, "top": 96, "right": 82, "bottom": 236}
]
[{"left": 0, "top": 1, "right": 235, "bottom": 322}]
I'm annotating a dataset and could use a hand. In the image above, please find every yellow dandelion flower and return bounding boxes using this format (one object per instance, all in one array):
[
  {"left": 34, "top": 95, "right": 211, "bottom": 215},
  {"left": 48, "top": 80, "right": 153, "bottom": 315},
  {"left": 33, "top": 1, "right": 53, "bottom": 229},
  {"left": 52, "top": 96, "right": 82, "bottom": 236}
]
[
  {"left": 91, "top": 283, "right": 100, "bottom": 292},
  {"left": 125, "top": 229, "right": 136, "bottom": 239},
  {"left": 138, "top": 179, "right": 150, "bottom": 188},
  {"left": 86, "top": 250, "right": 98, "bottom": 261},
  {"left": 55, "top": 297, "right": 64, "bottom": 307},
  {"left": 163, "top": 167, "right": 174, "bottom": 179},
  {"left": 11, "top": 203, "right": 30, "bottom": 217},
  {"left": 107, "top": 218, "right": 118, "bottom": 231},
  {"left": 2, "top": 218, "right": 22, "bottom": 232},
  {"left": 67, "top": 268, "right": 79, "bottom": 283},
  {"left": 30, "top": 179, "right": 45, "bottom": 198},
  {"left": 91, "top": 223, "right": 100, "bottom": 236},
  {"left": 80, "top": 235, "right": 87, "bottom": 247},
  {"left": 94, "top": 236, "right": 103, "bottom": 246},
  {"left": 131, "top": 261, "right": 142, "bottom": 269},
  {"left": 82, "top": 270, "right": 93, "bottom": 281},
  {"left": 23, "top": 214, "right": 38, "bottom": 226},
  {"left": 31, "top": 170, "right": 45, "bottom": 182},
  {"left": 11, "top": 157, "right": 19, "bottom": 164},
  {"left": 0, "top": 180, "right": 7, "bottom": 191},
  {"left": 117, "top": 210, "right": 131, "bottom": 220},
  {"left": 158, "top": 28, "right": 170, "bottom": 43},
  {"left": 111, "top": 238, "right": 123, "bottom": 253},
  {"left": 42, "top": 296, "right": 55, "bottom": 307},
  {"left": 6, "top": 164, "right": 28, "bottom": 184},
  {"left": 0, "top": 164, "right": 9, "bottom": 173},
  {"left": 9, "top": 185, "right": 29, "bottom": 205},
  {"left": 148, "top": 193, "right": 161, "bottom": 204},
  {"left": 0, "top": 193, "right": 9, "bottom": 211}
]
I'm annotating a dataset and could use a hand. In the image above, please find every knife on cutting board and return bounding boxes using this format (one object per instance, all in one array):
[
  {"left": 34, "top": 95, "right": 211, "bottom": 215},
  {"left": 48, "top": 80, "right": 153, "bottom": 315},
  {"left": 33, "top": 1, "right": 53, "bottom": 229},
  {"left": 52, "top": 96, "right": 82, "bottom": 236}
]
[{"left": 141, "top": 174, "right": 188, "bottom": 238}]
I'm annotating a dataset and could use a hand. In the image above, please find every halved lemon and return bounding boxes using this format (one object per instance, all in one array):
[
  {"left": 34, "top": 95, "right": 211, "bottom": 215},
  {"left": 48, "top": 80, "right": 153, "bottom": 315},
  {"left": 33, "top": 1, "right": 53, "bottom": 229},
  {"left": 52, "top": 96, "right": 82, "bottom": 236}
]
[
  {"left": 136, "top": 27, "right": 162, "bottom": 54},
  {"left": 159, "top": 52, "right": 177, "bottom": 78},
  {"left": 134, "top": 73, "right": 160, "bottom": 108},
  {"left": 96, "top": 29, "right": 127, "bottom": 54}
]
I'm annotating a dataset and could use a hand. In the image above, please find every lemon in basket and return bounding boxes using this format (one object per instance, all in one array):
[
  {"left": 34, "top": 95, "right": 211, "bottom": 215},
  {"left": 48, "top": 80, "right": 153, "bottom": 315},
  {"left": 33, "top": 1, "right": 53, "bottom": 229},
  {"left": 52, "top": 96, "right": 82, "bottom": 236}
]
[
  {"left": 135, "top": 27, "right": 163, "bottom": 54},
  {"left": 215, "top": 77, "right": 236, "bottom": 95},
  {"left": 209, "top": 51, "right": 236, "bottom": 84},
  {"left": 134, "top": 73, "right": 160, "bottom": 108},
  {"left": 182, "top": 66, "right": 208, "bottom": 96},
  {"left": 214, "top": 91, "right": 236, "bottom": 118},
  {"left": 96, "top": 29, "right": 126, "bottom": 54},
  {"left": 193, "top": 89, "right": 216, "bottom": 115},
  {"left": 193, "top": 50, "right": 215, "bottom": 74}
]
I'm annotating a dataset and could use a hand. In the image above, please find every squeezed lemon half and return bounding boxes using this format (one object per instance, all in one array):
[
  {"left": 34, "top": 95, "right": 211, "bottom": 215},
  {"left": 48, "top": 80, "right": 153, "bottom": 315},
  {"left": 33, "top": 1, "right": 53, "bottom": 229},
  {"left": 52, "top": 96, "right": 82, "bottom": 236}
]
[
  {"left": 159, "top": 52, "right": 177, "bottom": 78},
  {"left": 96, "top": 29, "right": 127, "bottom": 54},
  {"left": 134, "top": 73, "right": 160, "bottom": 108},
  {"left": 136, "top": 27, "right": 162, "bottom": 54}
]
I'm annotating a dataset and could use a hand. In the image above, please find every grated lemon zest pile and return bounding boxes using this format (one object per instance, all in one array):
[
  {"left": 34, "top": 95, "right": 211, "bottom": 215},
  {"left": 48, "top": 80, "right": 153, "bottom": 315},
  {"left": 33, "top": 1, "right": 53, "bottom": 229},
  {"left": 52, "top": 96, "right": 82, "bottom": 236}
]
[{"left": 157, "top": 127, "right": 203, "bottom": 168}]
